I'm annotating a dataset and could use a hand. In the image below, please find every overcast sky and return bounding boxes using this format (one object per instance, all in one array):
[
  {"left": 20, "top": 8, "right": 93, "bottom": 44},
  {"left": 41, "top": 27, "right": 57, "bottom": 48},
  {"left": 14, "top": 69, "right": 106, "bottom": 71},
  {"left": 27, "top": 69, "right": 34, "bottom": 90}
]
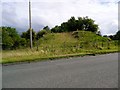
[{"left": 1, "top": 0, "right": 119, "bottom": 35}]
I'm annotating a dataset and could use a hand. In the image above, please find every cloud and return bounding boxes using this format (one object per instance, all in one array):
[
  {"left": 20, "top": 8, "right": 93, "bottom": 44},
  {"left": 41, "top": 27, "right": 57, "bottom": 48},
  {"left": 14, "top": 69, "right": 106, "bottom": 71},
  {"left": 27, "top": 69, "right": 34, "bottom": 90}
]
[{"left": 1, "top": 0, "right": 119, "bottom": 35}]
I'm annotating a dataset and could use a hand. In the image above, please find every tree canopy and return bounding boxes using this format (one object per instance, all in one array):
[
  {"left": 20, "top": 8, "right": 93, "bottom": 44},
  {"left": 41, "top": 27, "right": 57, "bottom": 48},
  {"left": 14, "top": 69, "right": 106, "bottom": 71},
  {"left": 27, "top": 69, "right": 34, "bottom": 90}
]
[
  {"left": 51, "top": 16, "right": 99, "bottom": 33},
  {"left": 114, "top": 30, "right": 120, "bottom": 40},
  {"left": 36, "top": 30, "right": 47, "bottom": 40},
  {"left": 2, "top": 26, "right": 25, "bottom": 50}
]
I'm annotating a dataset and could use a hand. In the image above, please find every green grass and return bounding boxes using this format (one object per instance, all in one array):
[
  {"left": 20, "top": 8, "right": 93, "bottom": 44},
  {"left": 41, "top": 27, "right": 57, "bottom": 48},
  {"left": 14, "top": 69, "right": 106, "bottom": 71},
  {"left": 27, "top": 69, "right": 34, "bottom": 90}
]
[{"left": 2, "top": 31, "right": 119, "bottom": 64}]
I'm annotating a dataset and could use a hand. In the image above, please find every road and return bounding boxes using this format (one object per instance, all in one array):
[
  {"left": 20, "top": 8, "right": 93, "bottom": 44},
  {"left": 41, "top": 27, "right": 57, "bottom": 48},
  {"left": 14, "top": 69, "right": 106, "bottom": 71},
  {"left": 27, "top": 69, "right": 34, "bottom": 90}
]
[{"left": 2, "top": 53, "right": 118, "bottom": 88}]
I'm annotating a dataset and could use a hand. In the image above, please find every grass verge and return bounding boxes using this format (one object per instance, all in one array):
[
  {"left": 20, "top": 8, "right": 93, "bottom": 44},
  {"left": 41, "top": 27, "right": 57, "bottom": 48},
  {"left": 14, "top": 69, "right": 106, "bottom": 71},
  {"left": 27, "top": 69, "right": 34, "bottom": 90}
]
[{"left": 2, "top": 49, "right": 119, "bottom": 65}]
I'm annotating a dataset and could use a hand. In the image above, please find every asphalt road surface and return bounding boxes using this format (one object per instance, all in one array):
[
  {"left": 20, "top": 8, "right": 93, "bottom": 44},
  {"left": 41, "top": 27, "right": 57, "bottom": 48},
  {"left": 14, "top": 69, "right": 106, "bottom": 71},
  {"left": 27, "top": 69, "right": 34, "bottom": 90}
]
[{"left": 2, "top": 53, "right": 118, "bottom": 88}]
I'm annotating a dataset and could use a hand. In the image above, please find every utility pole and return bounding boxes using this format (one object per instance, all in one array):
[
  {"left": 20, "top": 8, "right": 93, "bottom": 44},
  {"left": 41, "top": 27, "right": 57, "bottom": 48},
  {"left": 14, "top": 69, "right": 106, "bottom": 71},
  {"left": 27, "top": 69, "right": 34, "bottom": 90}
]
[{"left": 29, "top": 0, "right": 32, "bottom": 49}]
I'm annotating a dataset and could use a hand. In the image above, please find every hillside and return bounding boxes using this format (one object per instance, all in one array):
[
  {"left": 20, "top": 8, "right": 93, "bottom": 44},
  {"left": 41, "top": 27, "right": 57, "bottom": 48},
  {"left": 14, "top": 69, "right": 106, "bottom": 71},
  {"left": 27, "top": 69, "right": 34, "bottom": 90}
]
[
  {"left": 38, "top": 31, "right": 117, "bottom": 52},
  {"left": 2, "top": 31, "right": 118, "bottom": 64}
]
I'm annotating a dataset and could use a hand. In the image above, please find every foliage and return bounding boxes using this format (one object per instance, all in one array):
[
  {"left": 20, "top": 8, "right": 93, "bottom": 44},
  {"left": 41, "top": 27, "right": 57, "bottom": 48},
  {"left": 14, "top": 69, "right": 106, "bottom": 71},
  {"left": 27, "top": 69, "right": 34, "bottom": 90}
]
[
  {"left": 51, "top": 25, "right": 61, "bottom": 33},
  {"left": 51, "top": 16, "right": 99, "bottom": 33},
  {"left": 21, "top": 28, "right": 36, "bottom": 46},
  {"left": 114, "top": 30, "right": 120, "bottom": 40},
  {"left": 2, "top": 31, "right": 118, "bottom": 64},
  {"left": 82, "top": 16, "right": 98, "bottom": 32},
  {"left": 108, "top": 35, "right": 114, "bottom": 40},
  {"left": 21, "top": 28, "right": 36, "bottom": 41},
  {"left": 1, "top": 16, "right": 119, "bottom": 51},
  {"left": 36, "top": 30, "right": 47, "bottom": 40},
  {"left": 43, "top": 26, "right": 50, "bottom": 31},
  {"left": 2, "top": 27, "right": 37, "bottom": 50},
  {"left": 20, "top": 38, "right": 27, "bottom": 47},
  {"left": 2, "top": 26, "right": 23, "bottom": 50}
]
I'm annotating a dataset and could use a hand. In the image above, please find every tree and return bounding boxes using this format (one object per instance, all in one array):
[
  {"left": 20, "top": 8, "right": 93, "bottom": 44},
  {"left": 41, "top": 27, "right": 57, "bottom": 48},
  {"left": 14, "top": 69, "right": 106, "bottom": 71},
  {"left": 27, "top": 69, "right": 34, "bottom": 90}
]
[
  {"left": 43, "top": 26, "right": 50, "bottom": 31},
  {"left": 108, "top": 35, "right": 114, "bottom": 40},
  {"left": 2, "top": 32, "right": 13, "bottom": 50},
  {"left": 36, "top": 30, "right": 47, "bottom": 40},
  {"left": 51, "top": 16, "right": 99, "bottom": 33},
  {"left": 82, "top": 16, "right": 98, "bottom": 32},
  {"left": 103, "top": 35, "right": 107, "bottom": 37},
  {"left": 67, "top": 16, "right": 77, "bottom": 32},
  {"left": 77, "top": 17, "right": 84, "bottom": 30},
  {"left": 21, "top": 28, "right": 36, "bottom": 41},
  {"left": 21, "top": 29, "right": 36, "bottom": 47},
  {"left": 20, "top": 38, "right": 27, "bottom": 47},
  {"left": 51, "top": 25, "right": 61, "bottom": 33},
  {"left": 2, "top": 26, "right": 21, "bottom": 49},
  {"left": 60, "top": 22, "right": 68, "bottom": 32},
  {"left": 114, "top": 30, "right": 120, "bottom": 40},
  {"left": 43, "top": 26, "right": 51, "bottom": 33}
]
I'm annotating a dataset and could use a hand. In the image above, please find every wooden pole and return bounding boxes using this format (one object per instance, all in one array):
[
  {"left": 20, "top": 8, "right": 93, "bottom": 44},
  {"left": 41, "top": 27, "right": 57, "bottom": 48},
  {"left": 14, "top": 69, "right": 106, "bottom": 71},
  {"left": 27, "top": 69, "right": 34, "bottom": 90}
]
[{"left": 29, "top": 0, "right": 32, "bottom": 49}]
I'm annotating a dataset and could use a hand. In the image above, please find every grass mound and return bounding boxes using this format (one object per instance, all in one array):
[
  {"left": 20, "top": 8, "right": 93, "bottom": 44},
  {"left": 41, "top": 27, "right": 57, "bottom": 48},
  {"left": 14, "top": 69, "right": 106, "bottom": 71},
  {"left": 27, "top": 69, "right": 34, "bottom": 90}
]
[{"left": 2, "top": 31, "right": 119, "bottom": 64}]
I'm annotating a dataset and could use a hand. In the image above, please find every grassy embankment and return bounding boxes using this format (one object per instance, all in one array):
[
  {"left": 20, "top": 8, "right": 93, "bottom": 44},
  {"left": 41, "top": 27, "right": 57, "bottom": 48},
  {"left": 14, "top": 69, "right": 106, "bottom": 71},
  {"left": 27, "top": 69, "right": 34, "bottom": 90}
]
[{"left": 2, "top": 31, "right": 119, "bottom": 64}]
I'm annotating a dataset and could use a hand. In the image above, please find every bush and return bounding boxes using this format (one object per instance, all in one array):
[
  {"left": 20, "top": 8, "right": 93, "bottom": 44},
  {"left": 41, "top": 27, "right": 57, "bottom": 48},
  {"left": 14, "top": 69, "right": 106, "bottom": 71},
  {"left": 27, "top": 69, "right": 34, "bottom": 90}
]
[
  {"left": 2, "top": 26, "right": 21, "bottom": 50},
  {"left": 36, "top": 30, "right": 47, "bottom": 40}
]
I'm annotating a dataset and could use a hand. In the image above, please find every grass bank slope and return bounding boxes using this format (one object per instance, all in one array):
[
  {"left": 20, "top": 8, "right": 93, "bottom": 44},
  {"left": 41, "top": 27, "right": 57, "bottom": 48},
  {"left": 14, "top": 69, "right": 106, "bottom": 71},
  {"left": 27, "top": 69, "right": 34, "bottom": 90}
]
[{"left": 2, "top": 31, "right": 118, "bottom": 64}]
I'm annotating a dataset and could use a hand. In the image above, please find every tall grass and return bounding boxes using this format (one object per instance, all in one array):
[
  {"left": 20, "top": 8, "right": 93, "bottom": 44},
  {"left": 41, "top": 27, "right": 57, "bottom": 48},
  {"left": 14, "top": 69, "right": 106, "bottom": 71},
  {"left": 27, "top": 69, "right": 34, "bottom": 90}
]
[{"left": 2, "top": 31, "right": 119, "bottom": 64}]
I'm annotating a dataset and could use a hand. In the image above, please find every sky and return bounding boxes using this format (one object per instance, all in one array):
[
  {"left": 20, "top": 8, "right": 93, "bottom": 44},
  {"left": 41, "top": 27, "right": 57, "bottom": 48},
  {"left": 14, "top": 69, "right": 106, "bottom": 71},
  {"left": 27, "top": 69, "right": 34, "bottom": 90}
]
[{"left": 1, "top": 0, "right": 119, "bottom": 35}]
